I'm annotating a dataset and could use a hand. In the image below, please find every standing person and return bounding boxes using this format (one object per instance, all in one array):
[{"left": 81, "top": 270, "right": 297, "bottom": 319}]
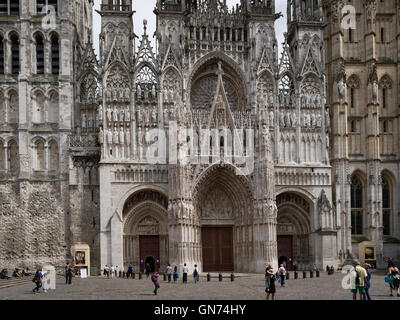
[
  {"left": 293, "top": 261, "right": 297, "bottom": 272},
  {"left": 363, "top": 263, "right": 372, "bottom": 300},
  {"left": 32, "top": 269, "right": 43, "bottom": 294},
  {"left": 182, "top": 263, "right": 188, "bottom": 284},
  {"left": 152, "top": 269, "right": 160, "bottom": 295},
  {"left": 278, "top": 264, "right": 286, "bottom": 287},
  {"left": 387, "top": 262, "right": 395, "bottom": 296},
  {"left": 351, "top": 261, "right": 367, "bottom": 300},
  {"left": 127, "top": 264, "right": 133, "bottom": 279},
  {"left": 65, "top": 262, "right": 69, "bottom": 284},
  {"left": 166, "top": 264, "right": 172, "bottom": 283},
  {"left": 391, "top": 266, "right": 400, "bottom": 297},
  {"left": 266, "top": 268, "right": 276, "bottom": 300},
  {"left": 145, "top": 263, "right": 150, "bottom": 279},
  {"left": 67, "top": 265, "right": 73, "bottom": 285},
  {"left": 110, "top": 265, "right": 115, "bottom": 279},
  {"left": 265, "top": 264, "right": 272, "bottom": 288},
  {"left": 105, "top": 265, "right": 110, "bottom": 279},
  {"left": 173, "top": 265, "right": 179, "bottom": 283},
  {"left": 193, "top": 264, "right": 199, "bottom": 283}
]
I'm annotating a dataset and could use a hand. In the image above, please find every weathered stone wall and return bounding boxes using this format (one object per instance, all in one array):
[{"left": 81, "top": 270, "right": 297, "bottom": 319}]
[{"left": 0, "top": 181, "right": 67, "bottom": 270}]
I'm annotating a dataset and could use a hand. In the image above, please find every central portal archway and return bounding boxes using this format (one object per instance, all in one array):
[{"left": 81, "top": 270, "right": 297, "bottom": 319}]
[{"left": 193, "top": 164, "right": 253, "bottom": 272}]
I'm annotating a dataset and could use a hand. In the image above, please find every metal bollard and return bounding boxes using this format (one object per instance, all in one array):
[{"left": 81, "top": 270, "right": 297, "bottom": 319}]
[
  {"left": 207, "top": 273, "right": 211, "bottom": 282},
  {"left": 123, "top": 271, "right": 126, "bottom": 278},
  {"left": 310, "top": 270, "right": 313, "bottom": 278},
  {"left": 316, "top": 270, "right": 320, "bottom": 278},
  {"left": 231, "top": 274, "right": 235, "bottom": 282},
  {"left": 219, "top": 273, "right": 223, "bottom": 282},
  {"left": 163, "top": 273, "right": 167, "bottom": 281},
  {"left": 286, "top": 272, "right": 290, "bottom": 280},
  {"left": 133, "top": 272, "right": 136, "bottom": 279},
  {"left": 294, "top": 271, "right": 298, "bottom": 279},
  {"left": 139, "top": 272, "right": 142, "bottom": 279},
  {"left": 119, "top": 270, "right": 122, "bottom": 278},
  {"left": 303, "top": 271, "right": 306, "bottom": 279}
]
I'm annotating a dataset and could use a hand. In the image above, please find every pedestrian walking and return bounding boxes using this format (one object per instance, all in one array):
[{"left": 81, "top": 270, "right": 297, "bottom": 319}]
[
  {"left": 390, "top": 265, "right": 400, "bottom": 297},
  {"left": 110, "top": 265, "right": 115, "bottom": 279},
  {"left": 145, "top": 263, "right": 151, "bottom": 279},
  {"left": 265, "top": 264, "right": 272, "bottom": 287},
  {"left": 363, "top": 263, "right": 372, "bottom": 300},
  {"left": 104, "top": 265, "right": 110, "bottom": 279},
  {"left": 193, "top": 264, "right": 199, "bottom": 283},
  {"left": 166, "top": 264, "right": 172, "bottom": 283},
  {"left": 386, "top": 262, "right": 396, "bottom": 296},
  {"left": 351, "top": 261, "right": 367, "bottom": 300},
  {"left": 173, "top": 265, "right": 179, "bottom": 283},
  {"left": 152, "top": 270, "right": 160, "bottom": 295},
  {"left": 182, "top": 263, "right": 188, "bottom": 284},
  {"left": 265, "top": 268, "right": 276, "bottom": 300},
  {"left": 32, "top": 269, "right": 43, "bottom": 294},
  {"left": 278, "top": 264, "right": 286, "bottom": 287}
]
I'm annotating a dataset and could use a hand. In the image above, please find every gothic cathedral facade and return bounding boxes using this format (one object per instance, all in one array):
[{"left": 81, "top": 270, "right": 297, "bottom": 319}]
[{"left": 0, "top": 0, "right": 398, "bottom": 274}]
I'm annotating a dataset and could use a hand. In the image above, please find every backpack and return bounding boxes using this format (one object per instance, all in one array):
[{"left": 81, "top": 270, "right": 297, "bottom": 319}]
[
  {"left": 279, "top": 268, "right": 285, "bottom": 275},
  {"left": 151, "top": 275, "right": 157, "bottom": 283},
  {"left": 355, "top": 270, "right": 360, "bottom": 286}
]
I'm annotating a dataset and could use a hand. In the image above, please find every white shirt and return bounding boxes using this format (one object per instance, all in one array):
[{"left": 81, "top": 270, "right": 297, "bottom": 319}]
[
  {"left": 166, "top": 266, "right": 172, "bottom": 274},
  {"left": 111, "top": 266, "right": 115, "bottom": 273},
  {"left": 183, "top": 266, "right": 188, "bottom": 274}
]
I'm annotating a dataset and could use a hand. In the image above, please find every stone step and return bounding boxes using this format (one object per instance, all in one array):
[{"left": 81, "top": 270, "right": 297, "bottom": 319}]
[{"left": 0, "top": 277, "right": 34, "bottom": 289}]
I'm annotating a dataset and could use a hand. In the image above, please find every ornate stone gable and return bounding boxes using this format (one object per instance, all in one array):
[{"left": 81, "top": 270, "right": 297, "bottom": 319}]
[{"left": 301, "top": 46, "right": 320, "bottom": 77}]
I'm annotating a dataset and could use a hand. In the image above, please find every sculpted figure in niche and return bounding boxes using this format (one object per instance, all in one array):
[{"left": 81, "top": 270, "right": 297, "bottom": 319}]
[
  {"left": 99, "top": 126, "right": 104, "bottom": 145},
  {"left": 113, "top": 126, "right": 119, "bottom": 144},
  {"left": 119, "top": 108, "right": 125, "bottom": 122},
  {"left": 262, "top": 124, "right": 269, "bottom": 146},
  {"left": 82, "top": 113, "right": 87, "bottom": 129},
  {"left": 291, "top": 112, "right": 297, "bottom": 127},
  {"left": 316, "top": 113, "right": 322, "bottom": 128},
  {"left": 98, "top": 104, "right": 103, "bottom": 122},
  {"left": 125, "top": 125, "right": 131, "bottom": 146},
  {"left": 338, "top": 79, "right": 345, "bottom": 99},
  {"left": 107, "top": 128, "right": 113, "bottom": 144},
  {"left": 285, "top": 112, "right": 291, "bottom": 127},
  {"left": 269, "top": 110, "right": 274, "bottom": 126},
  {"left": 119, "top": 126, "right": 125, "bottom": 145},
  {"left": 125, "top": 106, "right": 131, "bottom": 122},
  {"left": 137, "top": 85, "right": 142, "bottom": 99},
  {"left": 107, "top": 106, "right": 112, "bottom": 122},
  {"left": 311, "top": 112, "right": 316, "bottom": 128},
  {"left": 280, "top": 111, "right": 285, "bottom": 127},
  {"left": 151, "top": 107, "right": 157, "bottom": 123},
  {"left": 113, "top": 107, "right": 118, "bottom": 122},
  {"left": 151, "top": 85, "right": 156, "bottom": 99}
]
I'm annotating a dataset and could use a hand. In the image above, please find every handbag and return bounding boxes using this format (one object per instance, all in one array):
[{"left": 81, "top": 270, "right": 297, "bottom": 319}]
[{"left": 385, "top": 276, "right": 393, "bottom": 283}]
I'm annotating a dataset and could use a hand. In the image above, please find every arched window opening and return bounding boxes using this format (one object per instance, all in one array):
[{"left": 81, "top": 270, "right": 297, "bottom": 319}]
[
  {"left": 8, "top": 139, "right": 18, "bottom": 173},
  {"left": 0, "top": 140, "right": 4, "bottom": 170},
  {"left": 351, "top": 175, "right": 363, "bottom": 235},
  {"left": 10, "top": 33, "right": 19, "bottom": 74},
  {"left": 34, "top": 140, "right": 45, "bottom": 170},
  {"left": 382, "top": 176, "right": 391, "bottom": 236},
  {"left": 35, "top": 33, "right": 44, "bottom": 74},
  {"left": 8, "top": 91, "right": 18, "bottom": 123},
  {"left": 0, "top": 35, "right": 4, "bottom": 74},
  {"left": 33, "top": 91, "right": 45, "bottom": 123},
  {"left": 51, "top": 34, "right": 59, "bottom": 74},
  {"left": 49, "top": 140, "right": 59, "bottom": 171},
  {"left": 48, "top": 91, "right": 59, "bottom": 123}
]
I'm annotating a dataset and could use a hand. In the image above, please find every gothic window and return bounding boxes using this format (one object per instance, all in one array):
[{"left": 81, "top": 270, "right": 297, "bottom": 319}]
[
  {"left": 348, "top": 29, "right": 352, "bottom": 42},
  {"left": 8, "top": 90, "right": 18, "bottom": 123},
  {"left": 34, "top": 140, "right": 45, "bottom": 170},
  {"left": 0, "top": 140, "right": 4, "bottom": 169},
  {"left": 34, "top": 33, "right": 45, "bottom": 74},
  {"left": 0, "top": 0, "right": 19, "bottom": 15},
  {"left": 10, "top": 33, "right": 19, "bottom": 74},
  {"left": 48, "top": 140, "right": 59, "bottom": 171},
  {"left": 48, "top": 91, "right": 59, "bottom": 123},
  {"left": 37, "top": 0, "right": 58, "bottom": 15},
  {"left": 257, "top": 72, "right": 274, "bottom": 100},
  {"left": 162, "top": 67, "right": 181, "bottom": 93},
  {"left": 0, "top": 91, "right": 4, "bottom": 122},
  {"left": 32, "top": 91, "right": 45, "bottom": 123},
  {"left": 279, "top": 74, "right": 294, "bottom": 97},
  {"left": 51, "top": 33, "right": 60, "bottom": 75},
  {"left": 0, "top": 35, "right": 4, "bottom": 74},
  {"left": 8, "top": 139, "right": 18, "bottom": 173},
  {"left": 80, "top": 72, "right": 99, "bottom": 103},
  {"left": 350, "top": 88, "right": 355, "bottom": 108},
  {"left": 382, "top": 176, "right": 391, "bottom": 236},
  {"left": 347, "top": 75, "right": 360, "bottom": 109},
  {"left": 379, "top": 75, "right": 392, "bottom": 110},
  {"left": 350, "top": 120, "right": 355, "bottom": 133},
  {"left": 351, "top": 175, "right": 363, "bottom": 235},
  {"left": 135, "top": 65, "right": 157, "bottom": 101}
]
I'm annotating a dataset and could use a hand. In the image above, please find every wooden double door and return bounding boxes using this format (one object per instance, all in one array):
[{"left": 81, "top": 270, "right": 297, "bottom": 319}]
[
  {"left": 139, "top": 235, "right": 160, "bottom": 273},
  {"left": 277, "top": 235, "right": 293, "bottom": 269},
  {"left": 202, "top": 226, "right": 234, "bottom": 272}
]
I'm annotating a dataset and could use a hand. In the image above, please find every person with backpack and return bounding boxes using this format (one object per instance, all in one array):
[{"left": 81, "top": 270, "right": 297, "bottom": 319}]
[
  {"left": 278, "top": 264, "right": 286, "bottom": 287},
  {"left": 173, "top": 265, "right": 179, "bottom": 283},
  {"left": 127, "top": 264, "right": 133, "bottom": 279},
  {"left": 151, "top": 269, "right": 160, "bottom": 295},
  {"left": 193, "top": 264, "right": 199, "bottom": 283},
  {"left": 32, "top": 269, "right": 43, "bottom": 294},
  {"left": 265, "top": 268, "right": 276, "bottom": 300},
  {"left": 390, "top": 266, "right": 400, "bottom": 297},
  {"left": 351, "top": 261, "right": 367, "bottom": 300}
]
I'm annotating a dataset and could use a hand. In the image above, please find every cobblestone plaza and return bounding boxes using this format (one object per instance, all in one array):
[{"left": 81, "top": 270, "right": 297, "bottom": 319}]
[{"left": 0, "top": 271, "right": 397, "bottom": 301}]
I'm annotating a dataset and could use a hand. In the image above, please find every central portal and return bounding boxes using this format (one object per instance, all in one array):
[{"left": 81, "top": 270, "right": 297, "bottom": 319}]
[
  {"left": 202, "top": 226, "right": 233, "bottom": 272},
  {"left": 139, "top": 235, "right": 160, "bottom": 273}
]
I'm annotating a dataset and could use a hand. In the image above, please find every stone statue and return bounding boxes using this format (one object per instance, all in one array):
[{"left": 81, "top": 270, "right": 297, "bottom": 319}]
[
  {"left": 125, "top": 127, "right": 131, "bottom": 146},
  {"left": 125, "top": 106, "right": 131, "bottom": 122},
  {"left": 291, "top": 112, "right": 297, "bottom": 127},
  {"left": 372, "top": 81, "right": 378, "bottom": 102},
  {"left": 137, "top": 107, "right": 143, "bottom": 123},
  {"left": 269, "top": 110, "right": 274, "bottom": 126},
  {"left": 99, "top": 126, "right": 104, "bottom": 145},
  {"left": 285, "top": 112, "right": 291, "bottom": 128},
  {"left": 326, "top": 135, "right": 330, "bottom": 149},
  {"left": 137, "top": 85, "right": 142, "bottom": 99},
  {"left": 151, "top": 107, "right": 157, "bottom": 123},
  {"left": 98, "top": 104, "right": 103, "bottom": 122},
  {"left": 311, "top": 112, "right": 316, "bottom": 128},
  {"left": 280, "top": 111, "right": 285, "bottom": 127},
  {"left": 82, "top": 113, "right": 87, "bottom": 129},
  {"left": 325, "top": 109, "right": 330, "bottom": 128},
  {"left": 119, "top": 126, "right": 125, "bottom": 145},
  {"left": 107, "top": 128, "right": 113, "bottom": 144},
  {"left": 113, "top": 126, "right": 119, "bottom": 144},
  {"left": 107, "top": 106, "right": 112, "bottom": 122},
  {"left": 338, "top": 79, "right": 345, "bottom": 99},
  {"left": 151, "top": 85, "right": 156, "bottom": 99},
  {"left": 304, "top": 112, "right": 311, "bottom": 128},
  {"left": 106, "top": 89, "right": 112, "bottom": 102},
  {"left": 316, "top": 113, "right": 322, "bottom": 128},
  {"left": 113, "top": 107, "right": 118, "bottom": 122},
  {"left": 262, "top": 124, "right": 269, "bottom": 146},
  {"left": 164, "top": 107, "right": 169, "bottom": 124},
  {"left": 124, "top": 88, "right": 130, "bottom": 101}
]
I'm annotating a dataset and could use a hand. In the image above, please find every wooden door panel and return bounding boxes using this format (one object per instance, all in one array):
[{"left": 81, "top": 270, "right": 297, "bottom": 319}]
[{"left": 202, "top": 227, "right": 233, "bottom": 272}]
